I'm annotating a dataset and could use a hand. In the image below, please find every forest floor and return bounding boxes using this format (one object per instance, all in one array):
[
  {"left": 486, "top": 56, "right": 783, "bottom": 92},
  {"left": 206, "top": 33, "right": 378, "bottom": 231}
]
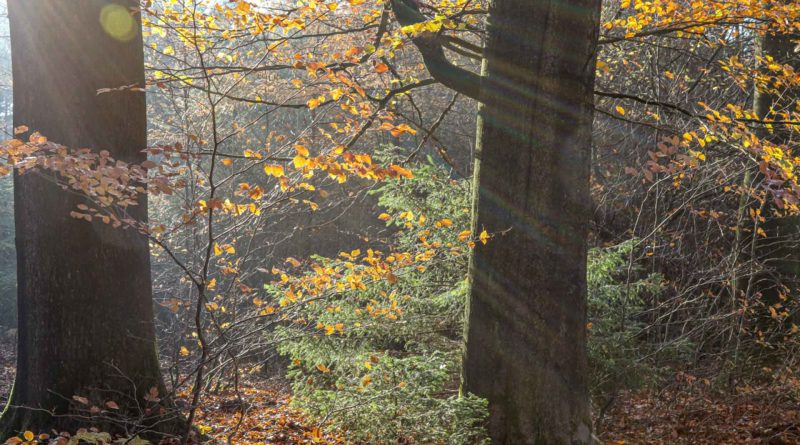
[
  {"left": 598, "top": 381, "right": 800, "bottom": 445},
  {"left": 0, "top": 336, "right": 798, "bottom": 444}
]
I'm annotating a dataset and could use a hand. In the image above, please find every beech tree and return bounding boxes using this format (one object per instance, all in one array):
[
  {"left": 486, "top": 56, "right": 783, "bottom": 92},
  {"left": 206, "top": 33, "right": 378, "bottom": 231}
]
[
  {"left": 1, "top": 0, "right": 175, "bottom": 437},
  {"left": 395, "top": 0, "right": 602, "bottom": 441},
  {"left": 750, "top": 28, "right": 800, "bottom": 308},
  {"left": 460, "top": 0, "right": 601, "bottom": 441}
]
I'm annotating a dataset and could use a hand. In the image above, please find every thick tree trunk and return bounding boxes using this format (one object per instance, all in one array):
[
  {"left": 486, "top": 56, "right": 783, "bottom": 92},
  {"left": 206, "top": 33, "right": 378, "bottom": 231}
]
[
  {"left": 1, "top": 0, "right": 174, "bottom": 438},
  {"left": 751, "top": 29, "right": 800, "bottom": 307},
  {"left": 461, "top": 0, "right": 601, "bottom": 443}
]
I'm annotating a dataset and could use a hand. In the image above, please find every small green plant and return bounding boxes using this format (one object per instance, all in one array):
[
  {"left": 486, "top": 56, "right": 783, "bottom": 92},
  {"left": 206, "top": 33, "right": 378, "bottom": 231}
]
[
  {"left": 587, "top": 241, "right": 664, "bottom": 411},
  {"left": 276, "top": 150, "right": 488, "bottom": 444}
]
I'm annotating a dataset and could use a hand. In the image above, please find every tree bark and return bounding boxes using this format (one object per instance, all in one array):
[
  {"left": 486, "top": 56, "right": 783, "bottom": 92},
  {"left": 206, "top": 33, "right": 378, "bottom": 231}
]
[
  {"left": 751, "top": 27, "right": 800, "bottom": 307},
  {"left": 461, "top": 0, "right": 601, "bottom": 443},
  {"left": 1, "top": 0, "right": 175, "bottom": 437}
]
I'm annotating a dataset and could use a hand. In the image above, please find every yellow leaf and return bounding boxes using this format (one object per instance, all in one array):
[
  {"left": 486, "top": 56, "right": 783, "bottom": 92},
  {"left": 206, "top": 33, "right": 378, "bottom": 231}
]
[
  {"left": 294, "top": 144, "right": 310, "bottom": 157},
  {"left": 236, "top": 1, "right": 251, "bottom": 13},
  {"left": 330, "top": 88, "right": 344, "bottom": 100},
  {"left": 23, "top": 432, "right": 34, "bottom": 442},
  {"left": 378, "top": 213, "right": 391, "bottom": 221},
  {"left": 293, "top": 155, "right": 308, "bottom": 169},
  {"left": 316, "top": 363, "right": 330, "bottom": 373},
  {"left": 615, "top": 105, "right": 625, "bottom": 116},
  {"left": 458, "top": 230, "right": 472, "bottom": 241},
  {"left": 207, "top": 278, "right": 217, "bottom": 290},
  {"left": 307, "top": 96, "right": 326, "bottom": 109},
  {"left": 264, "top": 164, "right": 285, "bottom": 177},
  {"left": 690, "top": 150, "right": 706, "bottom": 161},
  {"left": 479, "top": 230, "right": 490, "bottom": 245},
  {"left": 180, "top": 346, "right": 190, "bottom": 357}
]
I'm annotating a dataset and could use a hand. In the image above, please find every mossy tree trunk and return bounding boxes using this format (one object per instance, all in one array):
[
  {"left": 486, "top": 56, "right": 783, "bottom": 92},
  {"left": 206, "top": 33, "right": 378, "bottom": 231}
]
[
  {"left": 461, "top": 0, "right": 601, "bottom": 443},
  {"left": 1, "top": 0, "right": 174, "bottom": 438}
]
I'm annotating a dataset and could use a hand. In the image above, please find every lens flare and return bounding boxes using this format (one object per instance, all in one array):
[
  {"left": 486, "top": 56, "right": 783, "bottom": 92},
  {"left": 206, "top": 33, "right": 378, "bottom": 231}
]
[{"left": 99, "top": 4, "right": 137, "bottom": 42}]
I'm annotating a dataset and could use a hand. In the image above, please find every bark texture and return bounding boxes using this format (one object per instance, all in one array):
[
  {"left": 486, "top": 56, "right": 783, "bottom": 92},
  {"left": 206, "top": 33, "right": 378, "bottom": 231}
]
[
  {"left": 1, "top": 0, "right": 171, "bottom": 437},
  {"left": 461, "top": 0, "right": 601, "bottom": 443},
  {"left": 751, "top": 28, "right": 800, "bottom": 307}
]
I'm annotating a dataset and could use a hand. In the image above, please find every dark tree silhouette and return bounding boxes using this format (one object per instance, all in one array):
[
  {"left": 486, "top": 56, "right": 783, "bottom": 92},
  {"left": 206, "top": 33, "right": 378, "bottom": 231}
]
[{"left": 1, "top": 0, "right": 176, "bottom": 437}]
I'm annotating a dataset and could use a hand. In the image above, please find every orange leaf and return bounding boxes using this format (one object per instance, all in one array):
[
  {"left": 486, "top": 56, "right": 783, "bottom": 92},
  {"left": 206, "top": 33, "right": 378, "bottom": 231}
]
[{"left": 374, "top": 62, "right": 389, "bottom": 73}]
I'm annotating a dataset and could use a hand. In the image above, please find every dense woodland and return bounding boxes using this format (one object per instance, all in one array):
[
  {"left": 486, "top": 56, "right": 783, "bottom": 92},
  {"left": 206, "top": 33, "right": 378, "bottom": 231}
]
[{"left": 0, "top": 0, "right": 799, "bottom": 443}]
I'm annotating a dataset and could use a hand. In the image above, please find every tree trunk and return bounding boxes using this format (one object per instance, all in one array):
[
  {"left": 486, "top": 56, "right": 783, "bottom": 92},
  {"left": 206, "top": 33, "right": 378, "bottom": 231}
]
[
  {"left": 461, "top": 0, "right": 601, "bottom": 443},
  {"left": 751, "top": 28, "right": 800, "bottom": 307},
  {"left": 1, "top": 0, "right": 174, "bottom": 438}
]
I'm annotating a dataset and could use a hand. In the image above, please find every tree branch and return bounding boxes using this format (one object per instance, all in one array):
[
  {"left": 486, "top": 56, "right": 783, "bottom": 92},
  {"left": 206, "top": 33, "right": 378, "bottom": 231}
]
[{"left": 390, "top": 0, "right": 482, "bottom": 100}]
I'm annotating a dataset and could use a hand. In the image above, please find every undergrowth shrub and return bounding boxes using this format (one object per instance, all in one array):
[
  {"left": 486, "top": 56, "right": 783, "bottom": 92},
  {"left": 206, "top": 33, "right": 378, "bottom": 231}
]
[
  {"left": 276, "top": 149, "right": 678, "bottom": 441},
  {"left": 276, "top": 153, "right": 488, "bottom": 444},
  {"left": 587, "top": 241, "right": 664, "bottom": 409}
]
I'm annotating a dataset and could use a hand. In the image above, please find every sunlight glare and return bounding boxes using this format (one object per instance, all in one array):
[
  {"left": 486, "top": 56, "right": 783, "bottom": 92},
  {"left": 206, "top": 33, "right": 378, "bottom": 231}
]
[{"left": 99, "top": 4, "right": 137, "bottom": 42}]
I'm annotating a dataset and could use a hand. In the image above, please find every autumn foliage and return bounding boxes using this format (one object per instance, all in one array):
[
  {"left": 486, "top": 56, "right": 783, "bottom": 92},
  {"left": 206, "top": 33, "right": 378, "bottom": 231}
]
[{"left": 1, "top": 0, "right": 800, "bottom": 442}]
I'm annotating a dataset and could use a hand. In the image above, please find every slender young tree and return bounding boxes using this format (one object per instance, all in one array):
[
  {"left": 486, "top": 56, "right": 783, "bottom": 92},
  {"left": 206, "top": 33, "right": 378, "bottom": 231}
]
[{"left": 1, "top": 0, "right": 174, "bottom": 437}]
